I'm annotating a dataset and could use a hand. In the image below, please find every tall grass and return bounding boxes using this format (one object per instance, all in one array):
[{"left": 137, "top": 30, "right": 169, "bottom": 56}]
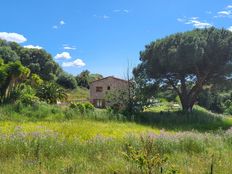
[
  {"left": 137, "top": 105, "right": 232, "bottom": 131},
  {"left": 0, "top": 127, "right": 231, "bottom": 173},
  {"left": 0, "top": 103, "right": 127, "bottom": 123},
  {"left": 0, "top": 103, "right": 232, "bottom": 173}
]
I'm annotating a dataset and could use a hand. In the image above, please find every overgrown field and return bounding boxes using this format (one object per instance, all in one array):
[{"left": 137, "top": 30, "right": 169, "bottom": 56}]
[{"left": 0, "top": 104, "right": 232, "bottom": 173}]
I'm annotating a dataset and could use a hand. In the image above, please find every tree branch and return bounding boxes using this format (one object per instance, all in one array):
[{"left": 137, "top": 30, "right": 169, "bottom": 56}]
[{"left": 166, "top": 77, "right": 181, "bottom": 96}]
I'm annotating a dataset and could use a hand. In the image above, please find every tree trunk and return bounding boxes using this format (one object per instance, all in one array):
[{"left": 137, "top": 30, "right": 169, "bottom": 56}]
[
  {"left": 180, "top": 96, "right": 194, "bottom": 112},
  {"left": 167, "top": 73, "right": 207, "bottom": 112}
]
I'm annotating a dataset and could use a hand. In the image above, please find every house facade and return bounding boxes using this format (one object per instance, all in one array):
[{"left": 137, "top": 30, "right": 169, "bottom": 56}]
[{"left": 89, "top": 76, "right": 128, "bottom": 108}]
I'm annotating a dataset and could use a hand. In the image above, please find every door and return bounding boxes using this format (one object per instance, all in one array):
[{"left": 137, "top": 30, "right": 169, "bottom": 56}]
[{"left": 96, "top": 100, "right": 102, "bottom": 108}]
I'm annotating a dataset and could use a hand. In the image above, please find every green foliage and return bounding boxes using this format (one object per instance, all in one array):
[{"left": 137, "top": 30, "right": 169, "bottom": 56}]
[
  {"left": 0, "top": 100, "right": 231, "bottom": 172},
  {"left": 30, "top": 73, "right": 43, "bottom": 86},
  {"left": 0, "top": 60, "right": 30, "bottom": 102},
  {"left": 9, "top": 84, "right": 40, "bottom": 105},
  {"left": 66, "top": 87, "right": 89, "bottom": 101},
  {"left": 137, "top": 105, "right": 232, "bottom": 131},
  {"left": 156, "top": 89, "right": 178, "bottom": 102},
  {"left": 123, "top": 137, "right": 168, "bottom": 174},
  {"left": 197, "top": 90, "right": 226, "bottom": 113},
  {"left": 105, "top": 79, "right": 155, "bottom": 119},
  {"left": 36, "top": 82, "right": 67, "bottom": 104},
  {"left": 84, "top": 102, "right": 95, "bottom": 111},
  {"left": 105, "top": 88, "right": 129, "bottom": 111},
  {"left": 0, "top": 102, "right": 64, "bottom": 120},
  {"left": 0, "top": 40, "right": 62, "bottom": 82},
  {"left": 18, "top": 48, "right": 62, "bottom": 81},
  {"left": 70, "top": 102, "right": 85, "bottom": 113},
  {"left": 134, "top": 27, "right": 232, "bottom": 112},
  {"left": 69, "top": 102, "right": 94, "bottom": 113},
  {"left": 57, "top": 73, "right": 77, "bottom": 89},
  {"left": 0, "top": 46, "right": 19, "bottom": 63},
  {"left": 197, "top": 88, "right": 232, "bottom": 114},
  {"left": 75, "top": 70, "right": 103, "bottom": 89},
  {"left": 0, "top": 119, "right": 229, "bottom": 173}
]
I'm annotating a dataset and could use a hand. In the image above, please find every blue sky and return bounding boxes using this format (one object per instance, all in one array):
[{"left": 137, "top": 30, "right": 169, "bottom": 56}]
[{"left": 0, "top": 0, "right": 232, "bottom": 78}]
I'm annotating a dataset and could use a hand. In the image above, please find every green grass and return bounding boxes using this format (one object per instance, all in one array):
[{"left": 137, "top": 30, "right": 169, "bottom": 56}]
[
  {"left": 0, "top": 120, "right": 160, "bottom": 141},
  {"left": 66, "top": 87, "right": 89, "bottom": 101},
  {"left": 138, "top": 103, "right": 232, "bottom": 131},
  {"left": 0, "top": 103, "right": 231, "bottom": 173}
]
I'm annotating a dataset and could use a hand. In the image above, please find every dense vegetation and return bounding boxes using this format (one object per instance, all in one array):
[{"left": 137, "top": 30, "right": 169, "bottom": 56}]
[
  {"left": 1, "top": 28, "right": 232, "bottom": 173},
  {"left": 0, "top": 39, "right": 101, "bottom": 105},
  {"left": 134, "top": 27, "right": 232, "bottom": 112},
  {"left": 0, "top": 103, "right": 231, "bottom": 173}
]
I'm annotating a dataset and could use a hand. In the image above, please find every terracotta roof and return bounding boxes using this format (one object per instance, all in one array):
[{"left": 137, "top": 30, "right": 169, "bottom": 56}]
[{"left": 90, "top": 76, "right": 128, "bottom": 84}]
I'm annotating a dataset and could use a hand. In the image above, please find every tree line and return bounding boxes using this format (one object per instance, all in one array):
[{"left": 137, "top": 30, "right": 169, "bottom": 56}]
[
  {"left": 0, "top": 39, "right": 102, "bottom": 104},
  {"left": 109, "top": 27, "right": 232, "bottom": 116}
]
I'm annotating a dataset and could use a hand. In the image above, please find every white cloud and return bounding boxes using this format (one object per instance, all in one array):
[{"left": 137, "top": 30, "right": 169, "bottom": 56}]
[
  {"left": 0, "top": 32, "right": 27, "bottom": 43},
  {"left": 53, "top": 20, "right": 65, "bottom": 29},
  {"left": 113, "top": 9, "right": 129, "bottom": 13},
  {"left": 218, "top": 11, "right": 231, "bottom": 15},
  {"left": 60, "top": 20, "right": 65, "bottom": 25},
  {"left": 216, "top": 10, "right": 231, "bottom": 17},
  {"left": 55, "top": 52, "right": 71, "bottom": 59},
  {"left": 113, "top": 9, "right": 120, "bottom": 13},
  {"left": 62, "top": 59, "right": 86, "bottom": 67},
  {"left": 93, "top": 14, "right": 110, "bottom": 19},
  {"left": 24, "top": 45, "right": 42, "bottom": 49},
  {"left": 103, "top": 15, "right": 110, "bottom": 19},
  {"left": 228, "top": 26, "right": 232, "bottom": 32},
  {"left": 64, "top": 46, "right": 76, "bottom": 50},
  {"left": 177, "top": 17, "right": 212, "bottom": 29},
  {"left": 123, "top": 9, "right": 129, "bottom": 13},
  {"left": 177, "top": 18, "right": 185, "bottom": 22},
  {"left": 214, "top": 5, "right": 232, "bottom": 18}
]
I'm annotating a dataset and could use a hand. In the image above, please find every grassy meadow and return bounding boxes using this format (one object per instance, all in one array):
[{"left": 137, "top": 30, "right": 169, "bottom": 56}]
[{"left": 0, "top": 103, "right": 231, "bottom": 173}]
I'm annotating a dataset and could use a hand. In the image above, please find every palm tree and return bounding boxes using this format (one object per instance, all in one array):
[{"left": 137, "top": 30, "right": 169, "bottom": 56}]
[{"left": 36, "top": 82, "right": 67, "bottom": 104}]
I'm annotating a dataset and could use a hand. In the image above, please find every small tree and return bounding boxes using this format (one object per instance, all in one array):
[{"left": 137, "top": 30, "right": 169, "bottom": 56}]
[
  {"left": 36, "top": 82, "right": 67, "bottom": 104},
  {"left": 76, "top": 70, "right": 103, "bottom": 89},
  {"left": 0, "top": 59, "right": 30, "bottom": 103},
  {"left": 105, "top": 77, "right": 156, "bottom": 119},
  {"left": 57, "top": 73, "right": 77, "bottom": 89},
  {"left": 134, "top": 28, "right": 232, "bottom": 112}
]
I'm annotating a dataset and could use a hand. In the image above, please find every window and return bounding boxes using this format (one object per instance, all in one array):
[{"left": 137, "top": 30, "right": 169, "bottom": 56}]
[
  {"left": 107, "top": 86, "right": 110, "bottom": 90},
  {"left": 96, "top": 86, "right": 103, "bottom": 92}
]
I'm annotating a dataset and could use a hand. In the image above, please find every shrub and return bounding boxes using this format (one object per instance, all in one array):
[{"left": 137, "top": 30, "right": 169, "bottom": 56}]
[
  {"left": 56, "top": 73, "right": 77, "bottom": 89},
  {"left": 76, "top": 103, "right": 85, "bottom": 113},
  {"left": 70, "top": 102, "right": 85, "bottom": 113},
  {"left": 4, "top": 102, "right": 64, "bottom": 120},
  {"left": 69, "top": 102, "right": 95, "bottom": 114},
  {"left": 64, "top": 109, "right": 77, "bottom": 120},
  {"left": 36, "top": 82, "right": 67, "bottom": 104},
  {"left": 123, "top": 135, "right": 168, "bottom": 174},
  {"left": 20, "top": 93, "right": 40, "bottom": 106},
  {"left": 6, "top": 83, "right": 40, "bottom": 105},
  {"left": 84, "top": 102, "right": 95, "bottom": 111}
]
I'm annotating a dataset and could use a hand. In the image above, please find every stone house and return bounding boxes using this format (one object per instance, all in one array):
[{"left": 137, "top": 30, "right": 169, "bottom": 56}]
[{"left": 89, "top": 76, "right": 128, "bottom": 108}]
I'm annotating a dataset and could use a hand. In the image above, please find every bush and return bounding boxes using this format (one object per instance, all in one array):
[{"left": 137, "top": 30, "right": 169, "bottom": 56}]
[
  {"left": 84, "top": 102, "right": 95, "bottom": 111},
  {"left": 36, "top": 82, "right": 67, "bottom": 104},
  {"left": 20, "top": 94, "right": 40, "bottom": 106},
  {"left": 64, "top": 109, "right": 77, "bottom": 120},
  {"left": 6, "top": 84, "right": 40, "bottom": 106},
  {"left": 69, "top": 102, "right": 94, "bottom": 114},
  {"left": 57, "top": 73, "right": 77, "bottom": 89}
]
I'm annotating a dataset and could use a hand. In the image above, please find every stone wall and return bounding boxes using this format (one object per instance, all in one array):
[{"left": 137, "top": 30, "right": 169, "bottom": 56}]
[{"left": 89, "top": 77, "right": 128, "bottom": 107}]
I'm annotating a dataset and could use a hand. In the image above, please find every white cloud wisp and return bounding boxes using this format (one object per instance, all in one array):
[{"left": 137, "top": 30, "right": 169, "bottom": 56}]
[
  {"left": 0, "top": 32, "right": 27, "bottom": 43},
  {"left": 62, "top": 59, "right": 86, "bottom": 67}
]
